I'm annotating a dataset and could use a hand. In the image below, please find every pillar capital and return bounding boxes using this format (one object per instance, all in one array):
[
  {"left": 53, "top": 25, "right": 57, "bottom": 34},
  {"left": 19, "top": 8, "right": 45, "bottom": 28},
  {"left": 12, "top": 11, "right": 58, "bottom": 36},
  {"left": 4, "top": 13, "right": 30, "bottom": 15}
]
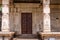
[
  {"left": 2, "top": 0, "right": 9, "bottom": 4},
  {"left": 43, "top": 0, "right": 50, "bottom": 5}
]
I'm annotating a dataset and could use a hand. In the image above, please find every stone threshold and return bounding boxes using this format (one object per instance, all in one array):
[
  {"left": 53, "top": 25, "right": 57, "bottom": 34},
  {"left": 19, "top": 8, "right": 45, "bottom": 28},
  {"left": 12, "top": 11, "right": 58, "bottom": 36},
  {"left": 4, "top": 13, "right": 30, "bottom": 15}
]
[
  {"left": 13, "top": 38, "right": 39, "bottom": 40},
  {"left": 14, "top": 34, "right": 39, "bottom": 39}
]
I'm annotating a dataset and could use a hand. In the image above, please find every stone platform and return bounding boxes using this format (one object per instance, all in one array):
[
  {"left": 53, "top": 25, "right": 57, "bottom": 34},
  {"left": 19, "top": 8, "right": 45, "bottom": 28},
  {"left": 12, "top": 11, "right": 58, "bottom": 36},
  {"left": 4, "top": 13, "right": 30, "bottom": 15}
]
[
  {"left": 40, "top": 32, "right": 60, "bottom": 40},
  {"left": 0, "top": 32, "right": 15, "bottom": 40}
]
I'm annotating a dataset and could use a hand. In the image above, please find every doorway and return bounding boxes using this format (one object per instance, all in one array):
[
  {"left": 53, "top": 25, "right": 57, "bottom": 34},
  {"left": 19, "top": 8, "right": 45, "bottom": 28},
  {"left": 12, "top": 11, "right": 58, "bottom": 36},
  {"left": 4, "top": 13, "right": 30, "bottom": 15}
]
[{"left": 21, "top": 13, "right": 32, "bottom": 34}]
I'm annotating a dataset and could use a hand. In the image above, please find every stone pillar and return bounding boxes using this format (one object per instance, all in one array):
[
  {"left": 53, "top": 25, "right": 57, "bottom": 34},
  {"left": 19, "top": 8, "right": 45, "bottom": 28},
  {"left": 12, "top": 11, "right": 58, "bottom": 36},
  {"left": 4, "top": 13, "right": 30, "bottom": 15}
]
[
  {"left": 2, "top": 0, "right": 10, "bottom": 31},
  {"left": 43, "top": 0, "right": 51, "bottom": 32}
]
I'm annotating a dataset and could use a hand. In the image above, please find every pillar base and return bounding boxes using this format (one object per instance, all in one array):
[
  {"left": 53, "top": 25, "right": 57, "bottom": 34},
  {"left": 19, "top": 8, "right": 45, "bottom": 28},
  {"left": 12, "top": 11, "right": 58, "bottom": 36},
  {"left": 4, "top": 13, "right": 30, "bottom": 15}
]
[
  {"left": 43, "top": 30, "right": 51, "bottom": 32},
  {"left": 40, "top": 32, "right": 60, "bottom": 40},
  {"left": 0, "top": 32, "right": 15, "bottom": 40},
  {"left": 2, "top": 29, "right": 10, "bottom": 32}
]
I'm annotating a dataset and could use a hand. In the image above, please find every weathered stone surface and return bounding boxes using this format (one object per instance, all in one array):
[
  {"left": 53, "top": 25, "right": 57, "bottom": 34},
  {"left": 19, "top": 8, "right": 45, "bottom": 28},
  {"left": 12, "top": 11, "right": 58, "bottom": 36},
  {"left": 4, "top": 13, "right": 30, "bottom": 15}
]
[
  {"left": 51, "top": 7, "right": 60, "bottom": 32},
  {"left": 9, "top": 3, "right": 43, "bottom": 34},
  {"left": 9, "top": 3, "right": 60, "bottom": 34}
]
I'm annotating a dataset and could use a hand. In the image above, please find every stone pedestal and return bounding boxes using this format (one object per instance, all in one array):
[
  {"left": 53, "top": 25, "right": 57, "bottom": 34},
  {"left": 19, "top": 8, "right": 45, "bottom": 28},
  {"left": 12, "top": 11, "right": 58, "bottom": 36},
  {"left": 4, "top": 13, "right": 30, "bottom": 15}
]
[
  {"left": 40, "top": 32, "right": 60, "bottom": 40},
  {"left": 0, "top": 32, "right": 15, "bottom": 40}
]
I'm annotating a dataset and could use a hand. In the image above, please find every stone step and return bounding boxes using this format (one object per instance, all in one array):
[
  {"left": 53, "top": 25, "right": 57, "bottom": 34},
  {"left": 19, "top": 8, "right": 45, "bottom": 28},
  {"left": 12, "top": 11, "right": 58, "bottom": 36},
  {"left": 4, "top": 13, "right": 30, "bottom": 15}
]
[
  {"left": 13, "top": 34, "right": 42, "bottom": 40},
  {"left": 13, "top": 38, "right": 39, "bottom": 40},
  {"left": 14, "top": 34, "right": 39, "bottom": 39}
]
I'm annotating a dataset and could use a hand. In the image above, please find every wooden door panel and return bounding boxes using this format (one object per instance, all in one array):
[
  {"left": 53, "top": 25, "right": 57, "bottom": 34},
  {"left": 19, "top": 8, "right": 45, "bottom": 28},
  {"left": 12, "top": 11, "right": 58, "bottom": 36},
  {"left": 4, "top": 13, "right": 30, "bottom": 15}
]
[
  {"left": 26, "top": 13, "right": 32, "bottom": 34},
  {"left": 21, "top": 13, "right": 27, "bottom": 34},
  {"left": 21, "top": 13, "right": 32, "bottom": 34}
]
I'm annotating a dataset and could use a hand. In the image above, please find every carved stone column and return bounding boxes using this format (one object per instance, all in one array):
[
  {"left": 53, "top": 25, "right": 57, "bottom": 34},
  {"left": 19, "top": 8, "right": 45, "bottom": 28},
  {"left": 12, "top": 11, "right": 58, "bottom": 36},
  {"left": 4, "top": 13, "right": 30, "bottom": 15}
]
[
  {"left": 0, "top": 0, "right": 15, "bottom": 40},
  {"left": 2, "top": 0, "right": 9, "bottom": 31},
  {"left": 43, "top": 0, "right": 51, "bottom": 32}
]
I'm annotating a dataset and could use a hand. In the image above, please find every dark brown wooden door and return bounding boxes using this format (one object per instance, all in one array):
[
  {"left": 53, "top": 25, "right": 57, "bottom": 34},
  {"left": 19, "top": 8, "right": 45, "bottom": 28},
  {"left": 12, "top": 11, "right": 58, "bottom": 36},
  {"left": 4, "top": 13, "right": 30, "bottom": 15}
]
[{"left": 21, "top": 13, "right": 32, "bottom": 34}]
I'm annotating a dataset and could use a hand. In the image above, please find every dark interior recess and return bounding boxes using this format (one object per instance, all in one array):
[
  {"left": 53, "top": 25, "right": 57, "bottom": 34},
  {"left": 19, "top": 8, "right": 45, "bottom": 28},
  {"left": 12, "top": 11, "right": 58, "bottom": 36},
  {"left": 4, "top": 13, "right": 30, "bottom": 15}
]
[
  {"left": 13, "top": 0, "right": 40, "bottom": 3},
  {"left": 21, "top": 13, "right": 32, "bottom": 34},
  {"left": 56, "top": 18, "right": 59, "bottom": 19}
]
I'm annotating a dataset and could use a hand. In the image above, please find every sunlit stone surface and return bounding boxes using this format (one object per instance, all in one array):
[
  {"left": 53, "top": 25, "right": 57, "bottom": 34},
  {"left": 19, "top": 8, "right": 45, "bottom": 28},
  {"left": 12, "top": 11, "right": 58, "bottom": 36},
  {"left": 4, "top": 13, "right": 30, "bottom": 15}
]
[
  {"left": 43, "top": 14, "right": 50, "bottom": 32},
  {"left": 43, "top": 0, "right": 51, "bottom": 32},
  {"left": 2, "top": 0, "right": 9, "bottom": 31}
]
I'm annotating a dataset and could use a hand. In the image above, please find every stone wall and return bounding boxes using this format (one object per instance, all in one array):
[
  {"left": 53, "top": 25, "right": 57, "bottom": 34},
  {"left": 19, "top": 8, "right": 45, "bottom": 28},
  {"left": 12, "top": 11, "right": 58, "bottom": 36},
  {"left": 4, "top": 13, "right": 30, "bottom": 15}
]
[{"left": 51, "top": 6, "right": 60, "bottom": 32}]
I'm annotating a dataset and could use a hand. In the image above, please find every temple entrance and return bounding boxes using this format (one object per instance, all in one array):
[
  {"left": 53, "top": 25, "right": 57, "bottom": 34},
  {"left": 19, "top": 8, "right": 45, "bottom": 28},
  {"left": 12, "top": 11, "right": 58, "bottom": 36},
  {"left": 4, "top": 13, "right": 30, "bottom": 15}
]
[{"left": 21, "top": 13, "right": 32, "bottom": 34}]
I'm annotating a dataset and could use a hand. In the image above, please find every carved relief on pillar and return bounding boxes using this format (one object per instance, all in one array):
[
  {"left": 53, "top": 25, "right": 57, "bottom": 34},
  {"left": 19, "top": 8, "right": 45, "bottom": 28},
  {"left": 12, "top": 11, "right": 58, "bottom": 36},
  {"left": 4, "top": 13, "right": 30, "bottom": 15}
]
[
  {"left": 43, "top": 14, "right": 50, "bottom": 32},
  {"left": 43, "top": 0, "right": 51, "bottom": 32},
  {"left": 43, "top": 0, "right": 50, "bottom": 5},
  {"left": 2, "top": 13, "right": 9, "bottom": 31},
  {"left": 2, "top": 0, "right": 10, "bottom": 31},
  {"left": 2, "top": 4, "right": 9, "bottom": 14},
  {"left": 43, "top": 0, "right": 50, "bottom": 13}
]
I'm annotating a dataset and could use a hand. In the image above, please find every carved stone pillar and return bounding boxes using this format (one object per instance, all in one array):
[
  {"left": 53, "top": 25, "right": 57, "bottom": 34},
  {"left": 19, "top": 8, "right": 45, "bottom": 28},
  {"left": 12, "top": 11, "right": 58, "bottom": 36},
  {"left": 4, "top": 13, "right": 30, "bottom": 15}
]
[
  {"left": 2, "top": 0, "right": 9, "bottom": 31},
  {"left": 43, "top": 0, "right": 51, "bottom": 32}
]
